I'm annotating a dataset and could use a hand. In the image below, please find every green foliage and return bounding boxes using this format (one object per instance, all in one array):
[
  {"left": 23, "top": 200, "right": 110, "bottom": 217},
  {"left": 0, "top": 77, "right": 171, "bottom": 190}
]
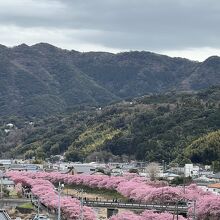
[
  {"left": 3, "top": 188, "right": 10, "bottom": 198},
  {"left": 172, "top": 154, "right": 192, "bottom": 167},
  {"left": 170, "top": 176, "right": 192, "bottom": 185},
  {"left": 67, "top": 184, "right": 125, "bottom": 200},
  {"left": 18, "top": 202, "right": 34, "bottom": 209},
  {"left": 0, "top": 86, "right": 219, "bottom": 164},
  {"left": 85, "top": 151, "right": 118, "bottom": 163},
  {"left": 66, "top": 126, "right": 121, "bottom": 161},
  {"left": 212, "top": 160, "right": 220, "bottom": 172},
  {"left": 185, "top": 130, "right": 220, "bottom": 164},
  {"left": 1, "top": 43, "right": 220, "bottom": 118},
  {"left": 129, "top": 168, "right": 139, "bottom": 174}
]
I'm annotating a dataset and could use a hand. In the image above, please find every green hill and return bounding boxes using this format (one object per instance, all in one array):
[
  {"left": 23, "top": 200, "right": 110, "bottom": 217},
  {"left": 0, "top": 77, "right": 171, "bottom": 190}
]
[
  {"left": 185, "top": 130, "right": 220, "bottom": 166},
  {"left": 1, "top": 43, "right": 220, "bottom": 117},
  {"left": 1, "top": 87, "right": 219, "bottom": 165},
  {"left": 1, "top": 43, "right": 220, "bottom": 163}
]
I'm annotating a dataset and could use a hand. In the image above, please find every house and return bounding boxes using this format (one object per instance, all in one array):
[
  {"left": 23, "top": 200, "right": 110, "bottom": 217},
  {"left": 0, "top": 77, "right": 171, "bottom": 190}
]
[
  {"left": 9, "top": 164, "right": 40, "bottom": 172},
  {"left": 210, "top": 172, "right": 220, "bottom": 182},
  {"left": 168, "top": 166, "right": 184, "bottom": 175},
  {"left": 111, "top": 168, "right": 123, "bottom": 176},
  {"left": 1, "top": 178, "right": 15, "bottom": 191},
  {"left": 199, "top": 170, "right": 213, "bottom": 177},
  {"left": 194, "top": 175, "right": 215, "bottom": 184},
  {"left": 0, "top": 171, "right": 15, "bottom": 191},
  {"left": 59, "top": 162, "right": 103, "bottom": 175},
  {"left": 0, "top": 171, "right": 4, "bottom": 178},
  {"left": 207, "top": 183, "right": 220, "bottom": 195},
  {"left": 0, "top": 160, "right": 12, "bottom": 170},
  {"left": 70, "top": 163, "right": 98, "bottom": 174},
  {"left": 163, "top": 172, "right": 180, "bottom": 180}
]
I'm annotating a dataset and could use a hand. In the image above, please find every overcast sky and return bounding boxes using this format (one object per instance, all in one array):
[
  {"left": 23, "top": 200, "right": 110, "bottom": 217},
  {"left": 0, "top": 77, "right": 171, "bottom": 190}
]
[{"left": 0, "top": 0, "right": 220, "bottom": 61}]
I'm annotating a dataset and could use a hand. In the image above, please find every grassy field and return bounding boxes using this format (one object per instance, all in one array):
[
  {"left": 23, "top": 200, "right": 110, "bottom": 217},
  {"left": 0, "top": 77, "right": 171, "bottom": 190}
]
[
  {"left": 18, "top": 202, "right": 34, "bottom": 209},
  {"left": 64, "top": 184, "right": 125, "bottom": 201}
]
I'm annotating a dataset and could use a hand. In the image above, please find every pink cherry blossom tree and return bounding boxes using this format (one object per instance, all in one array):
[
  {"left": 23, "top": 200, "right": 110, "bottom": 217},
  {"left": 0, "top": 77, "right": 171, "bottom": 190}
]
[{"left": 6, "top": 171, "right": 220, "bottom": 220}]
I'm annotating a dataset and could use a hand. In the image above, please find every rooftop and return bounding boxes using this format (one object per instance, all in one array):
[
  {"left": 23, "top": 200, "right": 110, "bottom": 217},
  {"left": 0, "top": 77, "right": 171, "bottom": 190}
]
[
  {"left": 208, "top": 183, "right": 220, "bottom": 189},
  {"left": 213, "top": 172, "right": 220, "bottom": 179},
  {"left": 0, "top": 210, "right": 12, "bottom": 220}
]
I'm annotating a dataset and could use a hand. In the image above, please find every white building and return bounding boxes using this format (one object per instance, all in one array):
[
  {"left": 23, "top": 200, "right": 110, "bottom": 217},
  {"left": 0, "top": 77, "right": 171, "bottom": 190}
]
[{"left": 184, "top": 164, "right": 199, "bottom": 177}]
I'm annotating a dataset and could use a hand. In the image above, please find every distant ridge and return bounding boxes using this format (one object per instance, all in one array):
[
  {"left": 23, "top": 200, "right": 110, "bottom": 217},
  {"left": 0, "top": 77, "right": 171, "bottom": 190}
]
[{"left": 0, "top": 43, "right": 219, "bottom": 117}]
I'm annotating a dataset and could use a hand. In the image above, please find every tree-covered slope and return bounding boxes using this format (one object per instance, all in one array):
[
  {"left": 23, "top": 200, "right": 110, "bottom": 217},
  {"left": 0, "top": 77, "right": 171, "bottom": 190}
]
[
  {"left": 185, "top": 130, "right": 220, "bottom": 165},
  {"left": 1, "top": 87, "right": 219, "bottom": 165},
  {"left": 71, "top": 51, "right": 196, "bottom": 97},
  {"left": 0, "top": 43, "right": 118, "bottom": 117},
  {"left": 1, "top": 43, "right": 220, "bottom": 117},
  {"left": 180, "top": 56, "right": 220, "bottom": 90}
]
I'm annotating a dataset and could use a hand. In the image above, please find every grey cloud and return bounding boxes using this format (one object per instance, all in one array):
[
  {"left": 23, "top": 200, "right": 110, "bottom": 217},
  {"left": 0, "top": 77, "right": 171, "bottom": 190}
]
[{"left": 0, "top": 0, "right": 220, "bottom": 51}]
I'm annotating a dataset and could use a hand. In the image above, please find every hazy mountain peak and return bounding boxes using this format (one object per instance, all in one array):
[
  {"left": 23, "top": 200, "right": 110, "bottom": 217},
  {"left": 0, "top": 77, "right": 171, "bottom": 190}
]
[
  {"left": 0, "top": 43, "right": 219, "bottom": 117},
  {"left": 13, "top": 43, "right": 29, "bottom": 49},
  {"left": 203, "top": 55, "right": 220, "bottom": 65},
  {"left": 0, "top": 44, "right": 7, "bottom": 50},
  {"left": 32, "top": 42, "right": 60, "bottom": 50}
]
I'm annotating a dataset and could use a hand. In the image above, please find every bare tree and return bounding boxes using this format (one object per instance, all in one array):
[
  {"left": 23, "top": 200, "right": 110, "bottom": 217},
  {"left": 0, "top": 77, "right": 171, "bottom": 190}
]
[{"left": 146, "top": 162, "right": 160, "bottom": 181}]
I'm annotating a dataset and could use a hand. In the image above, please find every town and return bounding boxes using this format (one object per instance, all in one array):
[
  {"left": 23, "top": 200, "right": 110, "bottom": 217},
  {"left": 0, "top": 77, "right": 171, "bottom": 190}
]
[{"left": 0, "top": 158, "right": 219, "bottom": 219}]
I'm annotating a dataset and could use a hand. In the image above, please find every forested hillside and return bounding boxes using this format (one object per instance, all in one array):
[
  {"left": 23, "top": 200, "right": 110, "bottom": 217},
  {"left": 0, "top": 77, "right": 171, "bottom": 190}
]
[
  {"left": 0, "top": 43, "right": 220, "bottom": 117},
  {"left": 1, "top": 87, "right": 219, "bottom": 165},
  {"left": 185, "top": 130, "right": 220, "bottom": 171}
]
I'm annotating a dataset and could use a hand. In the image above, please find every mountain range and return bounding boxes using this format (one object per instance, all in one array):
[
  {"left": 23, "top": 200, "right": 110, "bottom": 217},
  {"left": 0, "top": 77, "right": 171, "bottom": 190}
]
[{"left": 0, "top": 43, "right": 220, "bottom": 117}]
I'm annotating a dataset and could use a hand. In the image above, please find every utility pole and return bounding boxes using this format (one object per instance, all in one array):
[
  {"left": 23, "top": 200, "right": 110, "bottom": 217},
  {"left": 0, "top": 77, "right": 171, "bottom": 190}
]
[
  {"left": 67, "top": 173, "right": 69, "bottom": 196},
  {"left": 183, "top": 177, "right": 185, "bottom": 194},
  {"left": 193, "top": 200, "right": 196, "bottom": 220},
  {"left": 0, "top": 177, "right": 2, "bottom": 199},
  {"left": 173, "top": 203, "right": 177, "bottom": 220},
  {"left": 58, "top": 182, "right": 61, "bottom": 220},
  {"left": 176, "top": 201, "right": 179, "bottom": 220},
  {"left": 162, "top": 160, "right": 165, "bottom": 173},
  {"left": 79, "top": 189, "right": 84, "bottom": 220},
  {"left": 37, "top": 198, "right": 40, "bottom": 217}
]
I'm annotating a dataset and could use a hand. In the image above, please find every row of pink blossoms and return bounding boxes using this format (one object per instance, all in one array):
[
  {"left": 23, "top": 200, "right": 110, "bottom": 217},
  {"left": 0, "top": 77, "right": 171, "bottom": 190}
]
[
  {"left": 7, "top": 172, "right": 96, "bottom": 220},
  {"left": 6, "top": 171, "right": 220, "bottom": 220}
]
